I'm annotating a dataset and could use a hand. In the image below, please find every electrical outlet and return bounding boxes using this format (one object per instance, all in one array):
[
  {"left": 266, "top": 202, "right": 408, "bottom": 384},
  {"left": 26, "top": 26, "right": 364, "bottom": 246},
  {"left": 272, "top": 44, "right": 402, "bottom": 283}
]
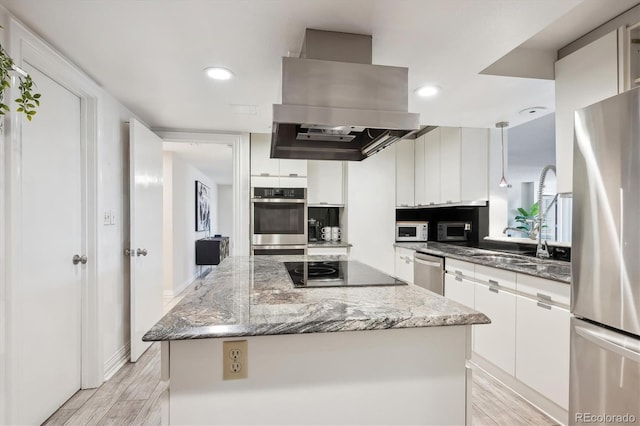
[{"left": 223, "top": 340, "right": 248, "bottom": 380}]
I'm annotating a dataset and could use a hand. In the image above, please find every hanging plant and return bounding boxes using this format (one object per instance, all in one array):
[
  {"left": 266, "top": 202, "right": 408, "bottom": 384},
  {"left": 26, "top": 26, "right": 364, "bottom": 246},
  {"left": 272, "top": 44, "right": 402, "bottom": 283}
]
[{"left": 0, "top": 27, "right": 41, "bottom": 123}]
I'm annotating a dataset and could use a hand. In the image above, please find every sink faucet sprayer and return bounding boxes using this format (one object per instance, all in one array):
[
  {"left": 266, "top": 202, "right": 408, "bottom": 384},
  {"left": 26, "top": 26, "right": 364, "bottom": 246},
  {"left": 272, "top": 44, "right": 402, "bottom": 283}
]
[{"left": 536, "top": 165, "right": 557, "bottom": 258}]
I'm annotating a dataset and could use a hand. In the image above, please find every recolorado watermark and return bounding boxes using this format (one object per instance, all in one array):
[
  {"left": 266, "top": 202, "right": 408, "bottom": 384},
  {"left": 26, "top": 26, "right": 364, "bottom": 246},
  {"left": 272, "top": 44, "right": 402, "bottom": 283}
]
[{"left": 576, "top": 413, "right": 637, "bottom": 424}]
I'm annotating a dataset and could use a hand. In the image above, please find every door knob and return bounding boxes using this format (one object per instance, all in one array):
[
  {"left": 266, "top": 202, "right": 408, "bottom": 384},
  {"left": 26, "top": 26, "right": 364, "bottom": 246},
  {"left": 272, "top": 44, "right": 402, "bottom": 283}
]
[
  {"left": 73, "top": 254, "right": 88, "bottom": 265},
  {"left": 124, "top": 248, "right": 135, "bottom": 257},
  {"left": 137, "top": 248, "right": 148, "bottom": 256}
]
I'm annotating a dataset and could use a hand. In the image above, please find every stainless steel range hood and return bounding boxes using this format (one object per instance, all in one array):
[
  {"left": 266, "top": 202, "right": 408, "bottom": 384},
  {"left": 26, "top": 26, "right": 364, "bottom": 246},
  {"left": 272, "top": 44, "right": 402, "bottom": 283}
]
[{"left": 271, "top": 29, "right": 420, "bottom": 161}]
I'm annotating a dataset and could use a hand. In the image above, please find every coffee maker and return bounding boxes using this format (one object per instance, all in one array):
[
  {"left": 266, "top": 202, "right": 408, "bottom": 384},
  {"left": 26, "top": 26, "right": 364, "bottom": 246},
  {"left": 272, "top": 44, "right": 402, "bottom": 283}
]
[{"left": 308, "top": 219, "right": 321, "bottom": 242}]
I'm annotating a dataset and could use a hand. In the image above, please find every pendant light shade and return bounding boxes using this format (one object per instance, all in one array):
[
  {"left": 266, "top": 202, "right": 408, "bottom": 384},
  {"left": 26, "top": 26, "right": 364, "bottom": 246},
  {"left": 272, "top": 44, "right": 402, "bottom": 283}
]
[{"left": 496, "top": 121, "right": 509, "bottom": 188}]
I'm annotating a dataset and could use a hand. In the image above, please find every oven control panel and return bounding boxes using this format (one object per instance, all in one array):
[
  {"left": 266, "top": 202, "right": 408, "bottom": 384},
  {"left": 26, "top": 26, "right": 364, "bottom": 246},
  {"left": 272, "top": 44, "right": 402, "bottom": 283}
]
[{"left": 253, "top": 187, "right": 306, "bottom": 199}]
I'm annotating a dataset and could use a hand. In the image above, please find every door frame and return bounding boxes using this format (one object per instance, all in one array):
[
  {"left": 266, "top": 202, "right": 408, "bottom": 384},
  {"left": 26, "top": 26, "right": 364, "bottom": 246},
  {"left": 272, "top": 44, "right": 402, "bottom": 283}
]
[
  {"left": 155, "top": 130, "right": 251, "bottom": 256},
  {"left": 1, "top": 16, "right": 101, "bottom": 422}
]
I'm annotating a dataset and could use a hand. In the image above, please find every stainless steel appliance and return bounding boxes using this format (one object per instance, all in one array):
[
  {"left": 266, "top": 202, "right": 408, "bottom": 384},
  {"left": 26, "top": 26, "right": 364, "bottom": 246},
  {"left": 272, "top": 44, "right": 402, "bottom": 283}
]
[
  {"left": 570, "top": 87, "right": 640, "bottom": 424},
  {"left": 413, "top": 252, "right": 444, "bottom": 295},
  {"left": 285, "top": 260, "right": 406, "bottom": 288},
  {"left": 395, "top": 221, "right": 429, "bottom": 242},
  {"left": 271, "top": 29, "right": 420, "bottom": 161},
  {"left": 437, "top": 221, "right": 471, "bottom": 242},
  {"left": 251, "top": 187, "right": 307, "bottom": 254}
]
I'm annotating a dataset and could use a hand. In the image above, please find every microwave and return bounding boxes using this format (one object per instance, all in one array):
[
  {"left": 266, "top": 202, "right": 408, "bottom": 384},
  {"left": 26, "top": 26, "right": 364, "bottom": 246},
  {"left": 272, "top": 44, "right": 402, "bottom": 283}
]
[
  {"left": 395, "top": 221, "right": 429, "bottom": 242},
  {"left": 437, "top": 221, "right": 471, "bottom": 241}
]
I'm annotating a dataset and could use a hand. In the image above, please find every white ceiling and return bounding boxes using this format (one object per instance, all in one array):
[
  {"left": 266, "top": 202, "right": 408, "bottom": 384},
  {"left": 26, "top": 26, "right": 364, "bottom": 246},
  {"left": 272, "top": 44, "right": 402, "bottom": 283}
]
[
  {"left": 163, "top": 142, "right": 233, "bottom": 185},
  {"left": 0, "top": 0, "right": 637, "bottom": 133}
]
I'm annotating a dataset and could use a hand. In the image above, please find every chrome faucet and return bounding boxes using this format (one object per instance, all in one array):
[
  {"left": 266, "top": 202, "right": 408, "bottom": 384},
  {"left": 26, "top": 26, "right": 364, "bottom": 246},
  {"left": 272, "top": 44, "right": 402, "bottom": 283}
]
[
  {"left": 536, "top": 165, "right": 557, "bottom": 258},
  {"left": 503, "top": 223, "right": 537, "bottom": 240}
]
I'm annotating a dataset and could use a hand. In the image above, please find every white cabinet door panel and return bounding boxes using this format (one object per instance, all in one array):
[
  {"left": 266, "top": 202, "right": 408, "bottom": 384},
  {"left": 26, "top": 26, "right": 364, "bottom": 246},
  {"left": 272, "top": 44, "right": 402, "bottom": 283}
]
[
  {"left": 474, "top": 282, "right": 516, "bottom": 375},
  {"left": 423, "top": 130, "right": 440, "bottom": 205},
  {"left": 460, "top": 128, "right": 489, "bottom": 201},
  {"left": 307, "top": 160, "right": 343, "bottom": 205},
  {"left": 414, "top": 135, "right": 427, "bottom": 206},
  {"left": 394, "top": 247, "right": 415, "bottom": 284},
  {"left": 396, "top": 138, "right": 415, "bottom": 207},
  {"left": 439, "top": 127, "right": 461, "bottom": 204},
  {"left": 279, "top": 158, "right": 307, "bottom": 177},
  {"left": 444, "top": 273, "right": 475, "bottom": 309},
  {"left": 516, "top": 296, "right": 570, "bottom": 409},
  {"left": 250, "top": 133, "right": 280, "bottom": 177}
]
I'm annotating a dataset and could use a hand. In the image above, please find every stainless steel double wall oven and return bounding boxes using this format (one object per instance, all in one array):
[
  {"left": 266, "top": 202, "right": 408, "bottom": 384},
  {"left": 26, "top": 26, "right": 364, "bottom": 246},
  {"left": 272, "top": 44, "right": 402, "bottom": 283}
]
[{"left": 251, "top": 187, "right": 307, "bottom": 255}]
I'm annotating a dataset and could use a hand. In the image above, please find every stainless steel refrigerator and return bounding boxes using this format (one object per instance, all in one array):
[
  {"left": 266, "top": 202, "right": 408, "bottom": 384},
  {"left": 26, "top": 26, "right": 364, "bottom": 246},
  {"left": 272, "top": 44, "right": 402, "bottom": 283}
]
[{"left": 571, "top": 87, "right": 640, "bottom": 425}]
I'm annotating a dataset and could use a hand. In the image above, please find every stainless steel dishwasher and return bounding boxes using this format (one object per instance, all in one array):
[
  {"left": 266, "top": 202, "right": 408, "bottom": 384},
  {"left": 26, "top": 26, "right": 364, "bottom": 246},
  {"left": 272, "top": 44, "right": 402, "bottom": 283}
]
[{"left": 413, "top": 252, "right": 444, "bottom": 295}]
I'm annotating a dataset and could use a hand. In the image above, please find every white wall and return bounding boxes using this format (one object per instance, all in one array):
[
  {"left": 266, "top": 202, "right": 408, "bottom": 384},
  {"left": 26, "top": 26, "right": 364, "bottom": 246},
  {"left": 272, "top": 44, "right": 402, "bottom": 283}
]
[
  {"left": 346, "top": 145, "right": 396, "bottom": 276},
  {"left": 164, "top": 153, "right": 217, "bottom": 297},
  {"left": 217, "top": 184, "right": 233, "bottom": 238}
]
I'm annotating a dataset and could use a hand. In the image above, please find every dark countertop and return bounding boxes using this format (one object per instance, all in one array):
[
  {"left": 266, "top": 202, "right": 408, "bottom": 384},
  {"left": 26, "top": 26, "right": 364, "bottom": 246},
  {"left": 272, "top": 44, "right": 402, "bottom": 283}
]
[
  {"left": 143, "top": 255, "right": 490, "bottom": 341},
  {"left": 394, "top": 242, "right": 571, "bottom": 284}
]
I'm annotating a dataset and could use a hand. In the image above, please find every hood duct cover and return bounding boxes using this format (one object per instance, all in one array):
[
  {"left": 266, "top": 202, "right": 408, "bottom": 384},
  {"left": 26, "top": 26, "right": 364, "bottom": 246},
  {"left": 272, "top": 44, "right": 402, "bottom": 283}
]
[{"left": 271, "top": 29, "right": 420, "bottom": 161}]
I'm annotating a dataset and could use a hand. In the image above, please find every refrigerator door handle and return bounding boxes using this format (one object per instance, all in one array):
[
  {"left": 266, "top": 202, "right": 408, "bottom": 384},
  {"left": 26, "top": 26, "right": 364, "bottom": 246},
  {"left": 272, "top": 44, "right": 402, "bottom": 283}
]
[{"left": 575, "top": 324, "right": 640, "bottom": 362}]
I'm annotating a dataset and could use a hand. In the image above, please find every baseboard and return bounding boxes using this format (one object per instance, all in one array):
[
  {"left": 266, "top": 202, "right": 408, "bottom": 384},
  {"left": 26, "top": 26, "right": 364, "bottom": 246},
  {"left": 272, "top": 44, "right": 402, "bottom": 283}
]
[
  {"left": 470, "top": 354, "right": 568, "bottom": 426},
  {"left": 104, "top": 342, "right": 130, "bottom": 381}
]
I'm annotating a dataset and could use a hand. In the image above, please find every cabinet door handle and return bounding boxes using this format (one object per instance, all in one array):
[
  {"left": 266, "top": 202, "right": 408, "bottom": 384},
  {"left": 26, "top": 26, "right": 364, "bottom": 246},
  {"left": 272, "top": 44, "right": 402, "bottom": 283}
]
[
  {"left": 455, "top": 276, "right": 462, "bottom": 282},
  {"left": 260, "top": 173, "right": 270, "bottom": 177},
  {"left": 455, "top": 270, "right": 463, "bottom": 276},
  {"left": 320, "top": 202, "right": 328, "bottom": 205},
  {"left": 400, "top": 204, "right": 409, "bottom": 207},
  {"left": 537, "top": 292, "right": 552, "bottom": 301},
  {"left": 446, "top": 200, "right": 453, "bottom": 204},
  {"left": 537, "top": 301, "right": 552, "bottom": 310},
  {"left": 488, "top": 279, "right": 499, "bottom": 285},
  {"left": 489, "top": 286, "right": 499, "bottom": 293},
  {"left": 289, "top": 173, "right": 298, "bottom": 177}
]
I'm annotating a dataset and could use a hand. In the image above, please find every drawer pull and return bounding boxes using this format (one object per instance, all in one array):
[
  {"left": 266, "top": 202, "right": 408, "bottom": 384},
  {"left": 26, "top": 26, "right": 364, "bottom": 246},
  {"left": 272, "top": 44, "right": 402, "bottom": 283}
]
[
  {"left": 455, "top": 270, "right": 463, "bottom": 276},
  {"left": 400, "top": 204, "right": 409, "bottom": 207},
  {"left": 537, "top": 301, "right": 552, "bottom": 310},
  {"left": 289, "top": 173, "right": 298, "bottom": 177},
  {"left": 489, "top": 286, "right": 499, "bottom": 293},
  {"left": 537, "top": 292, "right": 552, "bottom": 301},
  {"left": 488, "top": 279, "right": 499, "bottom": 285},
  {"left": 455, "top": 276, "right": 462, "bottom": 282},
  {"left": 260, "top": 173, "right": 270, "bottom": 176}
]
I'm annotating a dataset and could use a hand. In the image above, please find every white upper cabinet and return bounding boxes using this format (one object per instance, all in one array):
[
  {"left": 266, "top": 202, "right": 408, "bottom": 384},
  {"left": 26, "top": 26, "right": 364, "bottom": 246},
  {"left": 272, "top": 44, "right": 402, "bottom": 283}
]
[
  {"left": 439, "top": 127, "right": 461, "bottom": 204},
  {"left": 395, "top": 138, "right": 415, "bottom": 207},
  {"left": 250, "top": 133, "right": 307, "bottom": 187},
  {"left": 307, "top": 160, "right": 344, "bottom": 205},
  {"left": 423, "top": 129, "right": 441, "bottom": 205},
  {"left": 555, "top": 29, "right": 619, "bottom": 194},
  {"left": 414, "top": 134, "right": 427, "bottom": 206},
  {"left": 460, "top": 128, "right": 489, "bottom": 201}
]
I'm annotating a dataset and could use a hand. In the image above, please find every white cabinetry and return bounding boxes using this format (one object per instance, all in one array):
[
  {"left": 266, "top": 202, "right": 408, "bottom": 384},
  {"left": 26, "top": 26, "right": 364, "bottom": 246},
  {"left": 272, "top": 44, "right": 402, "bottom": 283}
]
[
  {"left": 444, "top": 259, "right": 475, "bottom": 309},
  {"left": 414, "top": 135, "right": 427, "bottom": 206},
  {"left": 307, "top": 160, "right": 344, "bottom": 205},
  {"left": 439, "top": 127, "right": 461, "bottom": 204},
  {"left": 555, "top": 29, "right": 619, "bottom": 193},
  {"left": 250, "top": 133, "right": 307, "bottom": 187},
  {"left": 423, "top": 129, "right": 441, "bottom": 205},
  {"left": 395, "top": 138, "right": 415, "bottom": 207},
  {"left": 515, "top": 274, "right": 570, "bottom": 410},
  {"left": 394, "top": 247, "right": 415, "bottom": 284},
  {"left": 308, "top": 246, "right": 350, "bottom": 256}
]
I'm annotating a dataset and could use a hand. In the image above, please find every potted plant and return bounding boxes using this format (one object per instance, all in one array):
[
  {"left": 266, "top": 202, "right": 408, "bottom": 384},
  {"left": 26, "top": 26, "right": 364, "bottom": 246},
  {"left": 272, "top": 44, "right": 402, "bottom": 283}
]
[{"left": 0, "top": 28, "right": 41, "bottom": 124}]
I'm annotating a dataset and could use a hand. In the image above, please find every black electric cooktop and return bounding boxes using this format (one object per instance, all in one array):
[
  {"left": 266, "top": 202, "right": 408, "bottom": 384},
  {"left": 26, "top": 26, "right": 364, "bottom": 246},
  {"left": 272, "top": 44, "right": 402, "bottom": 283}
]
[{"left": 284, "top": 260, "right": 407, "bottom": 288}]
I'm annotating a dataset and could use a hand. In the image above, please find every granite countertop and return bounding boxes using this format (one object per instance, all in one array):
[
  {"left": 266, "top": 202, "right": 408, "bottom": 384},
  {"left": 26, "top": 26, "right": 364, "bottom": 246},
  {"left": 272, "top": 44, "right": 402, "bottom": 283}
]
[
  {"left": 307, "top": 241, "right": 353, "bottom": 248},
  {"left": 143, "top": 255, "right": 490, "bottom": 341},
  {"left": 394, "top": 242, "right": 571, "bottom": 284}
]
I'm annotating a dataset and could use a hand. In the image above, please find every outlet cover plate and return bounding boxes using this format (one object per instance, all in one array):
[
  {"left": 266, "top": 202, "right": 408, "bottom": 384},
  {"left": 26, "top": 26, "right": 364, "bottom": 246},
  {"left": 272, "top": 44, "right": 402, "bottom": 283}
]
[{"left": 223, "top": 340, "right": 248, "bottom": 380}]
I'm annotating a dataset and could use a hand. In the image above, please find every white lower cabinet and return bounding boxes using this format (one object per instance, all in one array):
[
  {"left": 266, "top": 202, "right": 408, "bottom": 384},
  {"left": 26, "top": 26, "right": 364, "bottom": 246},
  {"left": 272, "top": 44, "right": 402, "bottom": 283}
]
[
  {"left": 473, "top": 281, "right": 516, "bottom": 376},
  {"left": 394, "top": 247, "right": 415, "bottom": 284},
  {"left": 515, "top": 295, "right": 570, "bottom": 410},
  {"left": 444, "top": 272, "right": 474, "bottom": 309}
]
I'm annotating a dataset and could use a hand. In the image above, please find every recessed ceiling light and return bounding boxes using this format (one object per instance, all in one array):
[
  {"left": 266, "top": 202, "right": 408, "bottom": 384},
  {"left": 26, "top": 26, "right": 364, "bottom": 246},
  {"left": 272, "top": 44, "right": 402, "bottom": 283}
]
[
  {"left": 416, "top": 85, "right": 440, "bottom": 97},
  {"left": 519, "top": 106, "right": 547, "bottom": 116},
  {"left": 204, "top": 67, "right": 234, "bottom": 80}
]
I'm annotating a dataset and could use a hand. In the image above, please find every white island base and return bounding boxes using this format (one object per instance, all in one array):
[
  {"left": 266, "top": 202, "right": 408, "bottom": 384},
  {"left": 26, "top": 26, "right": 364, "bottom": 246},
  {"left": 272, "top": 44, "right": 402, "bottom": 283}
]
[{"left": 164, "top": 325, "right": 473, "bottom": 425}]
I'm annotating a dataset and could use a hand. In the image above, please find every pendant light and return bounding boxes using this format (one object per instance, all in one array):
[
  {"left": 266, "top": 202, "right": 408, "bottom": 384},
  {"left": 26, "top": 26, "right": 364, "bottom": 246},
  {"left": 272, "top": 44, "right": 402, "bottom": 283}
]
[{"left": 496, "top": 121, "right": 509, "bottom": 188}]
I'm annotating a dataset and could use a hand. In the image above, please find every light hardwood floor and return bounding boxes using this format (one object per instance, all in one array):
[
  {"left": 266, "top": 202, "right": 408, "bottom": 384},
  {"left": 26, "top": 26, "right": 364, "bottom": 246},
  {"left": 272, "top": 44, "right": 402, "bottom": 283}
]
[{"left": 44, "top": 343, "right": 559, "bottom": 425}]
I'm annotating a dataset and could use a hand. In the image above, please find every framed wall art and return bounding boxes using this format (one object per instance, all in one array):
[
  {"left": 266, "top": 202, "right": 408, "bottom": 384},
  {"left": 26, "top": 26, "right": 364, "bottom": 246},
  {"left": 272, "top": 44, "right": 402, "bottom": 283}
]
[{"left": 195, "top": 180, "right": 211, "bottom": 232}]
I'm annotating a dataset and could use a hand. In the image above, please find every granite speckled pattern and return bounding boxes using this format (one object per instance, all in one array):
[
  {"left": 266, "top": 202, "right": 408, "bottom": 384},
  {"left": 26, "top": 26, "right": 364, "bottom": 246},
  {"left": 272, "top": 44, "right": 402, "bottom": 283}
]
[
  {"left": 394, "top": 242, "right": 571, "bottom": 283},
  {"left": 143, "top": 255, "right": 490, "bottom": 341}
]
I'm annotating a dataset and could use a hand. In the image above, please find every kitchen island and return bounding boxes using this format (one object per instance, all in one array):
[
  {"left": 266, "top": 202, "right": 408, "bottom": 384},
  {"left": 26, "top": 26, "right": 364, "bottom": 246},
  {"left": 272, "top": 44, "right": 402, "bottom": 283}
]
[{"left": 144, "top": 255, "right": 490, "bottom": 425}]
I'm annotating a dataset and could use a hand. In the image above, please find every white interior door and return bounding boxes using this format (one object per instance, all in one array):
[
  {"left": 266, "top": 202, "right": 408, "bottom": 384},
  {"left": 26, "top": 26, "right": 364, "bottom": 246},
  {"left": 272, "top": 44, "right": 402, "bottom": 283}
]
[
  {"left": 16, "top": 64, "right": 82, "bottom": 424},
  {"left": 129, "top": 118, "right": 164, "bottom": 362}
]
